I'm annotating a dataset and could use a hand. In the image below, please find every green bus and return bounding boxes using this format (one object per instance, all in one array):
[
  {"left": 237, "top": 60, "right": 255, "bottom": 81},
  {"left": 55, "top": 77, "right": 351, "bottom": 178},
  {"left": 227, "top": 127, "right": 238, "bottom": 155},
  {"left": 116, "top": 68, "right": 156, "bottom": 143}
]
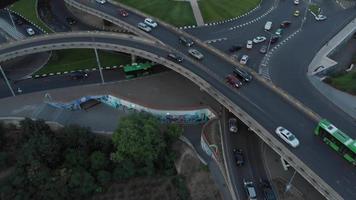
[
  {"left": 123, "top": 63, "right": 153, "bottom": 79},
  {"left": 315, "top": 119, "right": 356, "bottom": 166}
]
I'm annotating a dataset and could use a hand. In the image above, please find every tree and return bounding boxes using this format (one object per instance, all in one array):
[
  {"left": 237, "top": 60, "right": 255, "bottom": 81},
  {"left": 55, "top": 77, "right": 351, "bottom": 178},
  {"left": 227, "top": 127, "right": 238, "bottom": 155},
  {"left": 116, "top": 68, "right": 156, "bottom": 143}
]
[
  {"left": 165, "top": 124, "right": 183, "bottom": 145},
  {"left": 90, "top": 151, "right": 108, "bottom": 171},
  {"left": 64, "top": 149, "right": 87, "bottom": 168},
  {"left": 112, "top": 114, "right": 166, "bottom": 168},
  {"left": 57, "top": 125, "right": 94, "bottom": 154},
  {"left": 0, "top": 123, "right": 5, "bottom": 148},
  {"left": 20, "top": 118, "right": 52, "bottom": 141},
  {"left": 112, "top": 160, "right": 136, "bottom": 180},
  {"left": 97, "top": 170, "right": 111, "bottom": 185}
]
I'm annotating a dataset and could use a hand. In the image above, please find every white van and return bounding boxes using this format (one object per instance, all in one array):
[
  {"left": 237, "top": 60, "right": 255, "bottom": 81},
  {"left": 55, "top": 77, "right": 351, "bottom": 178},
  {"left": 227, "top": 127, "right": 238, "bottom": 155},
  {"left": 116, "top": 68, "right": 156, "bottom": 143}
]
[{"left": 264, "top": 21, "right": 272, "bottom": 30}]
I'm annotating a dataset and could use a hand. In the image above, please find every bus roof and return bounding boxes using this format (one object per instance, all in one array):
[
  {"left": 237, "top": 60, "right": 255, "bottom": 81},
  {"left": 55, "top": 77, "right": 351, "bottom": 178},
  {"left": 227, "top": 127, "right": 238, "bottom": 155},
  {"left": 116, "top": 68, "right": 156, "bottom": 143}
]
[
  {"left": 123, "top": 63, "right": 152, "bottom": 72},
  {"left": 319, "top": 119, "right": 356, "bottom": 152}
]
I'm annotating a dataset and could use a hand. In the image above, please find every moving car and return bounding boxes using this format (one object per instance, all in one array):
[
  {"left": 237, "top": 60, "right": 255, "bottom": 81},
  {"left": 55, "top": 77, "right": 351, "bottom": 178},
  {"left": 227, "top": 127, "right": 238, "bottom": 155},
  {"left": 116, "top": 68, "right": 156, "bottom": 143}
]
[
  {"left": 118, "top": 9, "right": 128, "bottom": 17},
  {"left": 225, "top": 74, "right": 242, "bottom": 88},
  {"left": 137, "top": 22, "right": 152, "bottom": 32},
  {"left": 65, "top": 17, "right": 77, "bottom": 25},
  {"left": 179, "top": 36, "right": 194, "bottom": 47},
  {"left": 275, "top": 28, "right": 283, "bottom": 36},
  {"left": 244, "top": 180, "right": 257, "bottom": 200},
  {"left": 315, "top": 14, "right": 327, "bottom": 21},
  {"left": 233, "top": 148, "right": 244, "bottom": 166},
  {"left": 229, "top": 118, "right": 238, "bottom": 133},
  {"left": 294, "top": 0, "right": 299, "bottom": 5},
  {"left": 188, "top": 48, "right": 204, "bottom": 60},
  {"left": 228, "top": 45, "right": 242, "bottom": 53},
  {"left": 253, "top": 36, "right": 267, "bottom": 43},
  {"left": 233, "top": 68, "right": 252, "bottom": 82},
  {"left": 259, "top": 45, "right": 267, "bottom": 54},
  {"left": 260, "top": 179, "right": 277, "bottom": 200},
  {"left": 270, "top": 35, "right": 280, "bottom": 44},
  {"left": 69, "top": 72, "right": 88, "bottom": 80},
  {"left": 26, "top": 27, "right": 35, "bottom": 36},
  {"left": 246, "top": 40, "right": 253, "bottom": 49},
  {"left": 144, "top": 18, "right": 158, "bottom": 28},
  {"left": 167, "top": 53, "right": 183, "bottom": 63},
  {"left": 240, "top": 55, "right": 249, "bottom": 65},
  {"left": 96, "top": 0, "right": 106, "bottom": 4},
  {"left": 280, "top": 20, "right": 291, "bottom": 28},
  {"left": 275, "top": 126, "right": 300, "bottom": 148},
  {"left": 264, "top": 21, "right": 272, "bottom": 30},
  {"left": 294, "top": 10, "right": 300, "bottom": 17}
]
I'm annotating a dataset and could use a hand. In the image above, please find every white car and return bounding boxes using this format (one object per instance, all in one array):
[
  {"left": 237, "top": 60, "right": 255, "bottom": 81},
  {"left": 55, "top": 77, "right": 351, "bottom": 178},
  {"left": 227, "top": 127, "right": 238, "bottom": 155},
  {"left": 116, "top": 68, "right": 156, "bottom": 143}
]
[
  {"left": 144, "top": 18, "right": 158, "bottom": 28},
  {"left": 240, "top": 55, "right": 249, "bottom": 65},
  {"left": 275, "top": 127, "right": 300, "bottom": 148},
  {"left": 315, "top": 15, "right": 327, "bottom": 21},
  {"left": 246, "top": 40, "right": 253, "bottom": 49},
  {"left": 294, "top": 0, "right": 299, "bottom": 5},
  {"left": 137, "top": 22, "right": 152, "bottom": 32},
  {"left": 188, "top": 48, "right": 204, "bottom": 60},
  {"left": 253, "top": 36, "right": 267, "bottom": 43},
  {"left": 26, "top": 27, "right": 35, "bottom": 36},
  {"left": 96, "top": 0, "right": 106, "bottom": 4}
]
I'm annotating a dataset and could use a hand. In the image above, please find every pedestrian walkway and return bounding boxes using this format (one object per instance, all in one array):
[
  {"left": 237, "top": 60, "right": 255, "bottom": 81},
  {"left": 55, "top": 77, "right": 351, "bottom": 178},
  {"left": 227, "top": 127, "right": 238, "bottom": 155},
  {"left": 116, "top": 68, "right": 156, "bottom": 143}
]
[{"left": 176, "top": 0, "right": 205, "bottom": 26}]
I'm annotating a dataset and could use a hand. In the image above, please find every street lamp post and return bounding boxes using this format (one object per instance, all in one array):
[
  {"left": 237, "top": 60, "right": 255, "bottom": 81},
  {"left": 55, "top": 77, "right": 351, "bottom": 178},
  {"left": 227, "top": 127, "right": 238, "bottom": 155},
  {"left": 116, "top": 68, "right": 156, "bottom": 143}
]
[
  {"left": 0, "top": 65, "right": 15, "bottom": 97},
  {"left": 285, "top": 170, "right": 297, "bottom": 193},
  {"left": 93, "top": 48, "right": 105, "bottom": 84}
]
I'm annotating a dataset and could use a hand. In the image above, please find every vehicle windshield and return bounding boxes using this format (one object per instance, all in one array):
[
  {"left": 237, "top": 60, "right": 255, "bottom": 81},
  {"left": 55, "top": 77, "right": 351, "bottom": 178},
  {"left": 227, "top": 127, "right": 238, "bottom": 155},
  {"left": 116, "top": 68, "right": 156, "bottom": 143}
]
[{"left": 288, "top": 135, "right": 295, "bottom": 141}]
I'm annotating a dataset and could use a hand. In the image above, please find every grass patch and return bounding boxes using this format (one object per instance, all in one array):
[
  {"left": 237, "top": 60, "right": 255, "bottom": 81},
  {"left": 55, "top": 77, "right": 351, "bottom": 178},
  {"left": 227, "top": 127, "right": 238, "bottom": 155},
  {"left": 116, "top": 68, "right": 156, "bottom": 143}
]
[
  {"left": 199, "top": 0, "right": 260, "bottom": 23},
  {"left": 35, "top": 49, "right": 131, "bottom": 75},
  {"left": 308, "top": 4, "right": 321, "bottom": 15},
  {"left": 116, "top": 0, "right": 196, "bottom": 26},
  {"left": 324, "top": 71, "right": 356, "bottom": 95},
  {"left": 10, "top": 0, "right": 52, "bottom": 33}
]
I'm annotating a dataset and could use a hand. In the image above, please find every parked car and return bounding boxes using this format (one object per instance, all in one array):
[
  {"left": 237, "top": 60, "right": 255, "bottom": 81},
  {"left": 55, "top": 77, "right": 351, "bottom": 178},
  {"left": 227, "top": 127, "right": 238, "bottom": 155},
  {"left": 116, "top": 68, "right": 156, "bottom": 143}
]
[
  {"left": 275, "top": 28, "right": 283, "bottom": 36},
  {"left": 253, "top": 36, "right": 267, "bottom": 43},
  {"left": 280, "top": 20, "right": 291, "bottom": 28},
  {"left": 294, "top": 0, "right": 299, "bottom": 5},
  {"left": 229, "top": 118, "right": 238, "bottom": 133},
  {"left": 294, "top": 10, "right": 300, "bottom": 17},
  {"left": 65, "top": 17, "right": 77, "bottom": 25},
  {"left": 270, "top": 35, "right": 280, "bottom": 44},
  {"left": 225, "top": 74, "right": 242, "bottom": 88},
  {"left": 240, "top": 55, "right": 249, "bottom": 65},
  {"left": 228, "top": 45, "right": 242, "bottom": 53},
  {"left": 275, "top": 126, "right": 300, "bottom": 148},
  {"left": 179, "top": 36, "right": 194, "bottom": 47},
  {"left": 264, "top": 21, "right": 272, "bottom": 30},
  {"left": 233, "top": 148, "right": 244, "bottom": 166},
  {"left": 315, "top": 14, "right": 327, "bottom": 21},
  {"left": 118, "top": 9, "right": 128, "bottom": 17},
  {"left": 233, "top": 68, "right": 252, "bottom": 82},
  {"left": 12, "top": 14, "right": 24, "bottom": 25},
  {"left": 167, "top": 53, "right": 183, "bottom": 63},
  {"left": 259, "top": 45, "right": 268, "bottom": 54},
  {"left": 188, "top": 48, "right": 204, "bottom": 60},
  {"left": 260, "top": 179, "right": 277, "bottom": 200},
  {"left": 96, "top": 0, "right": 106, "bottom": 4},
  {"left": 144, "top": 18, "right": 158, "bottom": 28},
  {"left": 69, "top": 71, "right": 88, "bottom": 80},
  {"left": 137, "top": 22, "right": 152, "bottom": 32},
  {"left": 244, "top": 180, "right": 257, "bottom": 200},
  {"left": 26, "top": 27, "right": 35, "bottom": 36},
  {"left": 246, "top": 40, "right": 253, "bottom": 49}
]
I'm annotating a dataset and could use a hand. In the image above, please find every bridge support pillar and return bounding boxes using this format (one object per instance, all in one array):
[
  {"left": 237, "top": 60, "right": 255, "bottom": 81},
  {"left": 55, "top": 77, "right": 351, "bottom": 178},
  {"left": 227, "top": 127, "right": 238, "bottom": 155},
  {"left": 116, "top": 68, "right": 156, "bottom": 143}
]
[{"left": 131, "top": 54, "right": 136, "bottom": 64}]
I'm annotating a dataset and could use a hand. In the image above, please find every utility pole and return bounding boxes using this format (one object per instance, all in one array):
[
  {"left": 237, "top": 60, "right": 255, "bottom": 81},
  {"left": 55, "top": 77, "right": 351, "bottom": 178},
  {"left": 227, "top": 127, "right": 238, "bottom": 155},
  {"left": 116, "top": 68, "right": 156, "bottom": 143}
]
[
  {"left": 0, "top": 65, "right": 15, "bottom": 97},
  {"left": 94, "top": 48, "right": 105, "bottom": 84},
  {"left": 285, "top": 170, "right": 297, "bottom": 193}
]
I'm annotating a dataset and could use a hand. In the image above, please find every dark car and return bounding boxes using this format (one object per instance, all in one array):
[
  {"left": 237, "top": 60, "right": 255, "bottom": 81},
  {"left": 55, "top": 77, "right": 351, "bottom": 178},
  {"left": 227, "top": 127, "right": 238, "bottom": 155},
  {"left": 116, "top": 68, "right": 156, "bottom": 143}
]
[
  {"left": 228, "top": 45, "right": 242, "bottom": 53},
  {"left": 226, "top": 74, "right": 242, "bottom": 88},
  {"left": 259, "top": 45, "right": 267, "bottom": 54},
  {"left": 270, "top": 35, "right": 280, "bottom": 44},
  {"left": 280, "top": 20, "right": 291, "bottom": 28},
  {"left": 69, "top": 71, "right": 88, "bottom": 80},
  {"left": 260, "top": 179, "right": 277, "bottom": 200},
  {"left": 179, "top": 36, "right": 194, "bottom": 47},
  {"left": 229, "top": 118, "right": 238, "bottom": 133},
  {"left": 233, "top": 68, "right": 252, "bottom": 82},
  {"left": 66, "top": 17, "right": 77, "bottom": 25},
  {"left": 119, "top": 9, "right": 128, "bottom": 17},
  {"left": 12, "top": 14, "right": 24, "bottom": 25},
  {"left": 233, "top": 148, "right": 244, "bottom": 166},
  {"left": 244, "top": 180, "right": 257, "bottom": 200},
  {"left": 167, "top": 53, "right": 183, "bottom": 63}
]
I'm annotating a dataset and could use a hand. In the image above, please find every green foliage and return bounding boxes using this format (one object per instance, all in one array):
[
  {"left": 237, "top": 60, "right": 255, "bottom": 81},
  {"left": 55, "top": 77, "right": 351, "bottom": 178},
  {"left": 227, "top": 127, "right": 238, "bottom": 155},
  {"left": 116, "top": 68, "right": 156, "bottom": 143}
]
[
  {"left": 20, "top": 118, "right": 52, "bottom": 141},
  {"left": 172, "top": 176, "right": 190, "bottom": 200},
  {"left": 97, "top": 170, "right": 111, "bottom": 185},
  {"left": 112, "top": 160, "right": 136, "bottom": 180},
  {"left": 0, "top": 152, "right": 9, "bottom": 169},
  {"left": 165, "top": 124, "right": 183, "bottom": 145},
  {"left": 90, "top": 151, "right": 108, "bottom": 171},
  {"left": 64, "top": 149, "right": 87, "bottom": 168}
]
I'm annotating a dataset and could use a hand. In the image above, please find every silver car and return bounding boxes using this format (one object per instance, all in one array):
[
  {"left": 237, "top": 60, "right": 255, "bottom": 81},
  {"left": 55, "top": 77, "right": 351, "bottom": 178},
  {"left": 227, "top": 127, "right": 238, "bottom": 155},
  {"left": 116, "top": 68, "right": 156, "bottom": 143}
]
[
  {"left": 188, "top": 48, "right": 204, "bottom": 60},
  {"left": 137, "top": 22, "right": 152, "bottom": 32}
]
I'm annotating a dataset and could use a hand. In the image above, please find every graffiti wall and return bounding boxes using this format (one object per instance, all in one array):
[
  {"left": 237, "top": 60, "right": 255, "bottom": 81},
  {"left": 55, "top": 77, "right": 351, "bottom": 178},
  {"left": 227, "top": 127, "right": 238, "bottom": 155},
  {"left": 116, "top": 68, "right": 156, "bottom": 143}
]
[{"left": 48, "top": 95, "right": 216, "bottom": 124}]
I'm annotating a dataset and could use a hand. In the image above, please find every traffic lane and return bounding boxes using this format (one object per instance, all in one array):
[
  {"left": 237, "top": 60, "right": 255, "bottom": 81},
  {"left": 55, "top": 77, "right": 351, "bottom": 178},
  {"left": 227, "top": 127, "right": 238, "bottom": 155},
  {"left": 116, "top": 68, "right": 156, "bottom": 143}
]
[{"left": 270, "top": 8, "right": 356, "bottom": 135}]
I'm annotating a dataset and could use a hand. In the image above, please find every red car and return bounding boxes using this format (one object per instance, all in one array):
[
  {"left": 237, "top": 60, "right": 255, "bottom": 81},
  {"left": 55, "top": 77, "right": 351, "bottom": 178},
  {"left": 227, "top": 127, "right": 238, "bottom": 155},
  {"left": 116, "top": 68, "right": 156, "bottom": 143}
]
[
  {"left": 226, "top": 75, "right": 242, "bottom": 88},
  {"left": 119, "top": 9, "right": 128, "bottom": 17}
]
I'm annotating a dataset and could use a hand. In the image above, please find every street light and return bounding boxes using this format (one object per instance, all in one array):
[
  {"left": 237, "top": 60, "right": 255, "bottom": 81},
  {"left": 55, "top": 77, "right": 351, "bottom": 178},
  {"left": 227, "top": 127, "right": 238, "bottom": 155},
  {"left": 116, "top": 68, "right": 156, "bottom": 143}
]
[{"left": 285, "top": 170, "right": 297, "bottom": 193}]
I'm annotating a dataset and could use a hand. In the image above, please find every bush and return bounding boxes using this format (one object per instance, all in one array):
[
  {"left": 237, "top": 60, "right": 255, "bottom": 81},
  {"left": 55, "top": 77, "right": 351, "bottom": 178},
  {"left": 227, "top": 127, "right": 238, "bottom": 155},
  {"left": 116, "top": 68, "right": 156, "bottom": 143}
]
[{"left": 172, "top": 176, "right": 190, "bottom": 200}]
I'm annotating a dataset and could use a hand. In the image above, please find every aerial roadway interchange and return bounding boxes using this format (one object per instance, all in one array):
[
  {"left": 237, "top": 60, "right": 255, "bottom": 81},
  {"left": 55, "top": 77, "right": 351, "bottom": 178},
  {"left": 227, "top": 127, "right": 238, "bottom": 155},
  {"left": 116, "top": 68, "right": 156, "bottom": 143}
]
[{"left": 0, "top": 0, "right": 355, "bottom": 199}]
